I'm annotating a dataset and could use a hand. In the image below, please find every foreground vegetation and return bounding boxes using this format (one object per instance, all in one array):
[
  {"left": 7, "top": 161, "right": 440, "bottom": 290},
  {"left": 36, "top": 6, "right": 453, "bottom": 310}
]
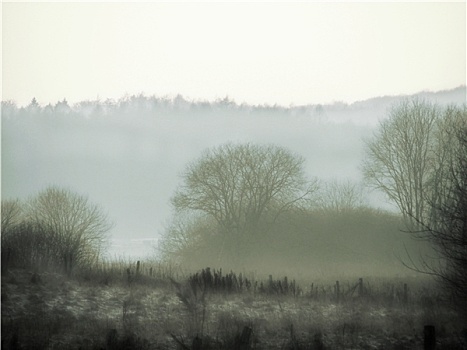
[{"left": 2, "top": 263, "right": 466, "bottom": 350}]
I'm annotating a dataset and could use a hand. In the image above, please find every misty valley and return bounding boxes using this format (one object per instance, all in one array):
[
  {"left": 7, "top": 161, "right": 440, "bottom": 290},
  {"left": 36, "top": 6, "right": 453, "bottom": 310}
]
[{"left": 2, "top": 88, "right": 466, "bottom": 349}]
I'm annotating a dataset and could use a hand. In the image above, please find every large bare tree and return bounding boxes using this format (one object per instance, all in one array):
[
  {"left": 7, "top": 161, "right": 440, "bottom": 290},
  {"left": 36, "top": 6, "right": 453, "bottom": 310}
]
[
  {"left": 362, "top": 99, "right": 439, "bottom": 227},
  {"left": 364, "top": 100, "right": 467, "bottom": 311},
  {"left": 172, "top": 143, "right": 318, "bottom": 236},
  {"left": 417, "top": 107, "right": 467, "bottom": 309}
]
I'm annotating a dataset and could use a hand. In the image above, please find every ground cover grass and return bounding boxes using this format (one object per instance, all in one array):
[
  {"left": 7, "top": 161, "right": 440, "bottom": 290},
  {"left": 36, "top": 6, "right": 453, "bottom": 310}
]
[{"left": 1, "top": 264, "right": 466, "bottom": 349}]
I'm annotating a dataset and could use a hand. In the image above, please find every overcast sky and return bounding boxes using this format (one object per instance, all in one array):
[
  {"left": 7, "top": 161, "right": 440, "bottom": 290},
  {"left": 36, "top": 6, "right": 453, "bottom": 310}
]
[{"left": 2, "top": 1, "right": 465, "bottom": 107}]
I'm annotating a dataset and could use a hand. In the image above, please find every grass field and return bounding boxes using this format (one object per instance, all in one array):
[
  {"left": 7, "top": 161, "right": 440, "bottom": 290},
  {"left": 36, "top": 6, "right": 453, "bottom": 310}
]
[{"left": 1, "top": 263, "right": 466, "bottom": 350}]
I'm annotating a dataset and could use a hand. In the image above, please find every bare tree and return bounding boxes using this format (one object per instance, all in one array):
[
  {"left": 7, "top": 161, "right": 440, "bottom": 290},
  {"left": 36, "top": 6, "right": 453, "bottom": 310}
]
[
  {"left": 365, "top": 101, "right": 467, "bottom": 312},
  {"left": 318, "top": 179, "right": 366, "bottom": 213},
  {"left": 1, "top": 199, "right": 24, "bottom": 271},
  {"left": 362, "top": 99, "right": 439, "bottom": 228},
  {"left": 26, "top": 187, "right": 113, "bottom": 272},
  {"left": 172, "top": 143, "right": 318, "bottom": 236},
  {"left": 411, "top": 108, "right": 467, "bottom": 310},
  {"left": 1, "top": 199, "right": 23, "bottom": 237},
  {"left": 428, "top": 105, "right": 467, "bottom": 222},
  {"left": 158, "top": 213, "right": 216, "bottom": 262}
]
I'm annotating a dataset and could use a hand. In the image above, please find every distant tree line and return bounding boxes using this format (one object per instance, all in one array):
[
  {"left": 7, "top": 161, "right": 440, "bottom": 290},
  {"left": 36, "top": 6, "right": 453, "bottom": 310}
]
[
  {"left": 1, "top": 187, "right": 112, "bottom": 274},
  {"left": 1, "top": 95, "right": 323, "bottom": 119},
  {"left": 3, "top": 86, "right": 463, "bottom": 120}
]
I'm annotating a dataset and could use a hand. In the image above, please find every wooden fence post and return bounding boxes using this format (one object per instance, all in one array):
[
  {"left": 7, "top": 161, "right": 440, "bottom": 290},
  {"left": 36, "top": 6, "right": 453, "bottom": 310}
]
[
  {"left": 335, "top": 281, "right": 340, "bottom": 303},
  {"left": 235, "top": 326, "right": 253, "bottom": 350},
  {"left": 358, "top": 278, "right": 363, "bottom": 297},
  {"left": 126, "top": 267, "right": 131, "bottom": 284},
  {"left": 424, "top": 325, "right": 436, "bottom": 350},
  {"left": 192, "top": 335, "right": 202, "bottom": 350},
  {"left": 136, "top": 260, "right": 141, "bottom": 276},
  {"left": 1, "top": 248, "right": 11, "bottom": 273}
]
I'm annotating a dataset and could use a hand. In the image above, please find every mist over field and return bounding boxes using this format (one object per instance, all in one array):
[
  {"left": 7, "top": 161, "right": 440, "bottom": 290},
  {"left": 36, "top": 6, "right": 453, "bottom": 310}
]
[
  {"left": 3, "top": 2, "right": 466, "bottom": 347},
  {"left": 2, "top": 87, "right": 465, "bottom": 260}
]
